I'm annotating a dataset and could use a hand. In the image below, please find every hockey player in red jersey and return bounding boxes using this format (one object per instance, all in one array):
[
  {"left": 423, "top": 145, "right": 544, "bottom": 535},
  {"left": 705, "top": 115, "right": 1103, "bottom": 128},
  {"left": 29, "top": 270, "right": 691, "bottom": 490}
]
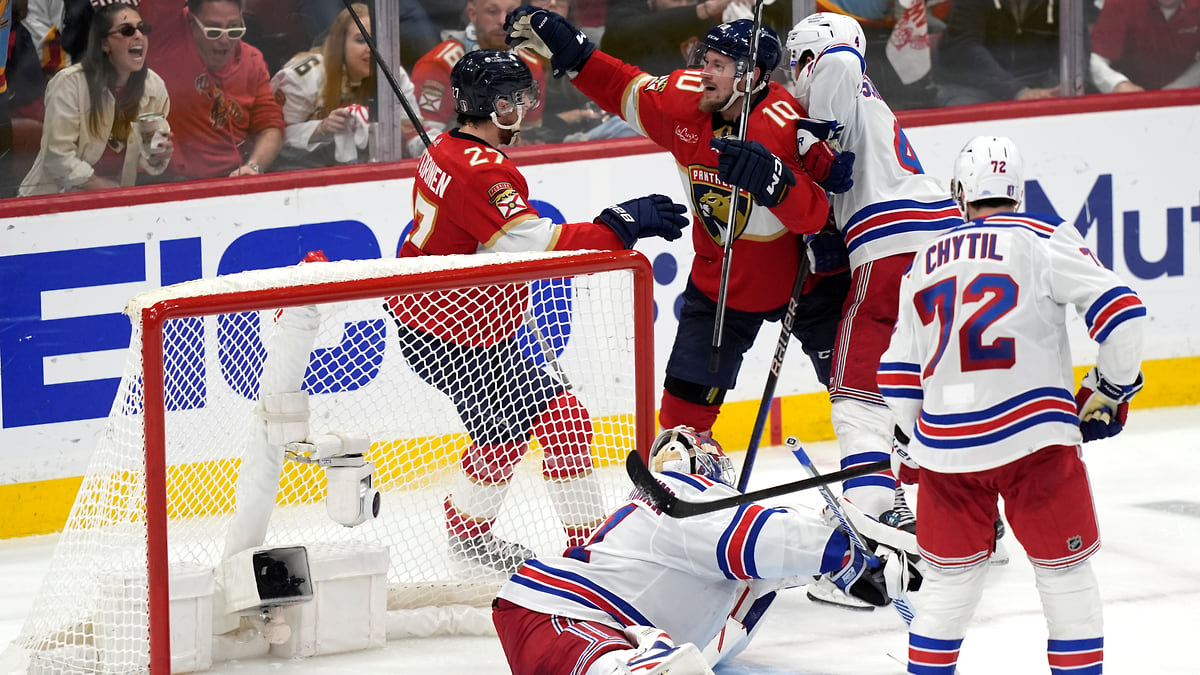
[
  {"left": 878, "top": 136, "right": 1147, "bottom": 674},
  {"left": 409, "top": 0, "right": 546, "bottom": 155},
  {"left": 493, "top": 426, "right": 922, "bottom": 675},
  {"left": 506, "top": 9, "right": 851, "bottom": 447},
  {"left": 386, "top": 49, "right": 689, "bottom": 575}
]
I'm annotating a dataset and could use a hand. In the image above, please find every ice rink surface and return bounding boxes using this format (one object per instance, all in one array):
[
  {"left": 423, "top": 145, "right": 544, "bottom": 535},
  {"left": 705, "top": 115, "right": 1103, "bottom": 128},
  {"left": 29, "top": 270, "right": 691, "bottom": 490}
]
[{"left": 2, "top": 404, "right": 1197, "bottom": 674}]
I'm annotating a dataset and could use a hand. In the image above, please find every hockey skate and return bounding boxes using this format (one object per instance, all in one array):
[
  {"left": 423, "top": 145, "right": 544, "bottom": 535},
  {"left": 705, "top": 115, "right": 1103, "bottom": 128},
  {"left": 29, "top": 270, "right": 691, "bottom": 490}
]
[
  {"left": 879, "top": 484, "right": 917, "bottom": 534},
  {"left": 448, "top": 532, "right": 535, "bottom": 575}
]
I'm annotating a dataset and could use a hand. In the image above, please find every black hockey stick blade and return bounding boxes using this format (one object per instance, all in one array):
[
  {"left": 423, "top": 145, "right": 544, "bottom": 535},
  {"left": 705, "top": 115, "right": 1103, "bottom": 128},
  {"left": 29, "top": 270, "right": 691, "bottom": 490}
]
[{"left": 626, "top": 451, "right": 891, "bottom": 518}]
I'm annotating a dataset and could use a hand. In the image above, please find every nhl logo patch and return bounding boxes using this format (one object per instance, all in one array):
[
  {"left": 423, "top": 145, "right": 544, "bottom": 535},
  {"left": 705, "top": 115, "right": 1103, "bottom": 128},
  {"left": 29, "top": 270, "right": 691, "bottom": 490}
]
[
  {"left": 488, "top": 181, "right": 528, "bottom": 220},
  {"left": 1067, "top": 535, "right": 1082, "bottom": 552}
]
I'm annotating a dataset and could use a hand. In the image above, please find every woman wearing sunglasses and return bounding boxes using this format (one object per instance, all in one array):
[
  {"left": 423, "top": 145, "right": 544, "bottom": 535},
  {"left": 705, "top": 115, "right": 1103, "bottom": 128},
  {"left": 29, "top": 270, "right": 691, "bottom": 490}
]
[
  {"left": 138, "top": 0, "right": 284, "bottom": 180},
  {"left": 19, "top": 2, "right": 173, "bottom": 195}
]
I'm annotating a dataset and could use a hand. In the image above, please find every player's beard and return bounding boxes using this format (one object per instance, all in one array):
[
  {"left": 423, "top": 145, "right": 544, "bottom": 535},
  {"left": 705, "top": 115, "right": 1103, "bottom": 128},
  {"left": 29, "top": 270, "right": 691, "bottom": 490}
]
[
  {"left": 498, "top": 126, "right": 517, "bottom": 146},
  {"left": 698, "top": 93, "right": 730, "bottom": 114}
]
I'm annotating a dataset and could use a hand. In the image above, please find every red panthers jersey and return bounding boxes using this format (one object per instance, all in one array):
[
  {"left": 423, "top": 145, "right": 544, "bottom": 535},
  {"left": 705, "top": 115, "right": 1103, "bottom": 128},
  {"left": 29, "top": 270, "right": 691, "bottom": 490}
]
[
  {"left": 386, "top": 129, "right": 623, "bottom": 347},
  {"left": 572, "top": 51, "right": 829, "bottom": 313},
  {"left": 412, "top": 39, "right": 546, "bottom": 133}
]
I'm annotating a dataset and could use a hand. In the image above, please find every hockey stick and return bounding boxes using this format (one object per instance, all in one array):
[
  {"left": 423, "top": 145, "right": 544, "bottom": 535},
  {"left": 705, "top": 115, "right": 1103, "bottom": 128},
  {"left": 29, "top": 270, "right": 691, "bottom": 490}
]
[
  {"left": 625, "top": 450, "right": 890, "bottom": 518},
  {"left": 787, "top": 437, "right": 915, "bottom": 625},
  {"left": 525, "top": 309, "right": 573, "bottom": 391},
  {"left": 708, "top": 0, "right": 767, "bottom": 373},
  {"left": 340, "top": 0, "right": 431, "bottom": 149},
  {"left": 736, "top": 254, "right": 810, "bottom": 491}
]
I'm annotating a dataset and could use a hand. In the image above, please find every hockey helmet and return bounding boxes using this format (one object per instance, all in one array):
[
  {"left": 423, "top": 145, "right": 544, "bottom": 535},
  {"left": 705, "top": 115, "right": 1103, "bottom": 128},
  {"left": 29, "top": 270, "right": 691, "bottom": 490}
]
[
  {"left": 649, "top": 426, "right": 737, "bottom": 488},
  {"left": 950, "top": 136, "right": 1025, "bottom": 218},
  {"left": 690, "top": 19, "right": 784, "bottom": 84},
  {"left": 450, "top": 49, "right": 541, "bottom": 120},
  {"left": 786, "top": 12, "right": 866, "bottom": 68}
]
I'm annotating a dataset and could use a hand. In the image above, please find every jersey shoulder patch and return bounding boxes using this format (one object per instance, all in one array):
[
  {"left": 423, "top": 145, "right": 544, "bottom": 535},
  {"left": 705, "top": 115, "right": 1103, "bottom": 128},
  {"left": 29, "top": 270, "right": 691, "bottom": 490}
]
[{"left": 487, "top": 181, "right": 530, "bottom": 221}]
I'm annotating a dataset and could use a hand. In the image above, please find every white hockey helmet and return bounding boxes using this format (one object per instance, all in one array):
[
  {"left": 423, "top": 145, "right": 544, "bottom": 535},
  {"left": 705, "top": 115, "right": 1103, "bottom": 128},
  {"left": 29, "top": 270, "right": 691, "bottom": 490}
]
[
  {"left": 786, "top": 12, "right": 866, "bottom": 68},
  {"left": 950, "top": 135, "right": 1025, "bottom": 218},
  {"left": 649, "top": 426, "right": 737, "bottom": 488}
]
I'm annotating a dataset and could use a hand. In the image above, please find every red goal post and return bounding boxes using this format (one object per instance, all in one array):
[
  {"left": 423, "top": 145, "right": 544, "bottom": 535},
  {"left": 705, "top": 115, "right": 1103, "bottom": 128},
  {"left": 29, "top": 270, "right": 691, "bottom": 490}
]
[{"left": 4, "top": 249, "right": 656, "bottom": 673}]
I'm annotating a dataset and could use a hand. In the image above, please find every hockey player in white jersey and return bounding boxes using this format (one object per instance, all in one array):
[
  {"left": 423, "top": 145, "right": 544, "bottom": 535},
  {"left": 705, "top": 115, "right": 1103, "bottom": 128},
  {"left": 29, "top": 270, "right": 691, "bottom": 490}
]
[
  {"left": 877, "top": 136, "right": 1147, "bottom": 674},
  {"left": 492, "top": 426, "right": 921, "bottom": 675},
  {"left": 784, "top": 11, "right": 964, "bottom": 609}
]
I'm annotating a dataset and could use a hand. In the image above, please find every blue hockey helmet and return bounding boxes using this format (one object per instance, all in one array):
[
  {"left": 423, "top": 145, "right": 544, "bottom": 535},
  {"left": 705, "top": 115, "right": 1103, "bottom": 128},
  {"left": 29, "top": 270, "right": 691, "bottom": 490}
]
[
  {"left": 691, "top": 19, "right": 784, "bottom": 84},
  {"left": 450, "top": 49, "right": 541, "bottom": 120},
  {"left": 649, "top": 426, "right": 737, "bottom": 488}
]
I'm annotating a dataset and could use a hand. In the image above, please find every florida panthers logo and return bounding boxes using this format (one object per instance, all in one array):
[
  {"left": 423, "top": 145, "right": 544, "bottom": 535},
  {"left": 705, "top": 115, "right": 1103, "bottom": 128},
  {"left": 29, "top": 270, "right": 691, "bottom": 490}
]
[{"left": 690, "top": 164, "right": 751, "bottom": 246}]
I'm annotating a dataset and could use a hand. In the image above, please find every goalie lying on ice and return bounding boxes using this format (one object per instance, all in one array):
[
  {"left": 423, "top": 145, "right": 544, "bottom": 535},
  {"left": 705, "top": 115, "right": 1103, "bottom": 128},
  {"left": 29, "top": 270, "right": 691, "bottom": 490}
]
[{"left": 491, "top": 426, "right": 922, "bottom": 675}]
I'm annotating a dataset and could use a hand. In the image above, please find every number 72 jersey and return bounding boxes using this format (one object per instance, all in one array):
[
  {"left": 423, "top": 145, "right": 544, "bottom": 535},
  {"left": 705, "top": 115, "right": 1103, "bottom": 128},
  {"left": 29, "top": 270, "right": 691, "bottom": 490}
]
[{"left": 877, "top": 212, "right": 1147, "bottom": 473}]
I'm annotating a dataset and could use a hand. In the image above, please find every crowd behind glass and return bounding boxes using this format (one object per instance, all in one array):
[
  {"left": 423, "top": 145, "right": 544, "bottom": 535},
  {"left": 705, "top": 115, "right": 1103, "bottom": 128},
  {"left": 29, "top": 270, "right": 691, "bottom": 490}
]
[{"left": 3, "top": 0, "right": 1198, "bottom": 198}]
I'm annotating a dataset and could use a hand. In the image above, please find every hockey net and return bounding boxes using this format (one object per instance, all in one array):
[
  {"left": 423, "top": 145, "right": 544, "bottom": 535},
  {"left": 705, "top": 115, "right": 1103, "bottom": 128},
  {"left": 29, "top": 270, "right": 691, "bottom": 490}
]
[{"left": 3, "top": 250, "right": 655, "bottom": 673}]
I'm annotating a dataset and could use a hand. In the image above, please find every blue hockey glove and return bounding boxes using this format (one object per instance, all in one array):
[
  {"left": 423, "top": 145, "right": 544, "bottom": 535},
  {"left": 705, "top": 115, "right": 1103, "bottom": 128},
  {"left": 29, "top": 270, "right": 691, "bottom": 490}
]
[
  {"left": 1074, "top": 367, "right": 1144, "bottom": 442},
  {"left": 505, "top": 6, "right": 595, "bottom": 78},
  {"left": 595, "top": 194, "right": 689, "bottom": 249},
  {"left": 709, "top": 137, "right": 796, "bottom": 208},
  {"left": 803, "top": 224, "right": 849, "bottom": 275}
]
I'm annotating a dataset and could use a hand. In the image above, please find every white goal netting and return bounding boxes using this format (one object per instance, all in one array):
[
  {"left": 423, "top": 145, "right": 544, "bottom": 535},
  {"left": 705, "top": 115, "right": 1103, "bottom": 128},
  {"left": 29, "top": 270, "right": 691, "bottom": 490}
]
[{"left": 3, "top": 250, "right": 654, "bottom": 673}]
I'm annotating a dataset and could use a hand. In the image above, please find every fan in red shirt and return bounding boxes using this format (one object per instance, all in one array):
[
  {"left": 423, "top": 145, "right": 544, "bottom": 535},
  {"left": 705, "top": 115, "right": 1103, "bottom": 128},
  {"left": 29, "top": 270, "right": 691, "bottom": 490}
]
[
  {"left": 385, "top": 49, "right": 689, "bottom": 574},
  {"left": 140, "top": 0, "right": 283, "bottom": 179},
  {"left": 410, "top": 0, "right": 546, "bottom": 149},
  {"left": 1089, "top": 0, "right": 1200, "bottom": 93}
]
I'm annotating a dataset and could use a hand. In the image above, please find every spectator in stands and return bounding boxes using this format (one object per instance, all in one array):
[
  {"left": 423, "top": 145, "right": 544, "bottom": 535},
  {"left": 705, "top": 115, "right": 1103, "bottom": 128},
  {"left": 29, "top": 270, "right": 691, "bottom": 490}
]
[
  {"left": 23, "top": 0, "right": 68, "bottom": 79},
  {"left": 411, "top": 0, "right": 545, "bottom": 145},
  {"left": 601, "top": 0, "right": 738, "bottom": 76},
  {"left": 933, "top": 0, "right": 1061, "bottom": 106},
  {"left": 293, "top": 0, "right": 441, "bottom": 72},
  {"left": 815, "top": 0, "right": 949, "bottom": 110},
  {"left": 1090, "top": 0, "right": 1200, "bottom": 94},
  {"left": 517, "top": 0, "right": 614, "bottom": 143},
  {"left": 139, "top": 0, "right": 283, "bottom": 180},
  {"left": 271, "top": 2, "right": 422, "bottom": 167},
  {"left": 19, "top": 1, "right": 172, "bottom": 195}
]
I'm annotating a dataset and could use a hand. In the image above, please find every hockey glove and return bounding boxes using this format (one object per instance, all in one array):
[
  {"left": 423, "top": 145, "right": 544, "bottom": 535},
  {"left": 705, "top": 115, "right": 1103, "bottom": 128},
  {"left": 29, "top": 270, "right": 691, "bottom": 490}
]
[
  {"left": 709, "top": 137, "right": 796, "bottom": 208},
  {"left": 803, "top": 225, "right": 849, "bottom": 276},
  {"left": 802, "top": 143, "right": 855, "bottom": 194},
  {"left": 505, "top": 6, "right": 595, "bottom": 79},
  {"left": 595, "top": 194, "right": 689, "bottom": 249},
  {"left": 1074, "top": 367, "right": 1144, "bottom": 442},
  {"left": 828, "top": 537, "right": 890, "bottom": 607},
  {"left": 890, "top": 424, "right": 921, "bottom": 485}
]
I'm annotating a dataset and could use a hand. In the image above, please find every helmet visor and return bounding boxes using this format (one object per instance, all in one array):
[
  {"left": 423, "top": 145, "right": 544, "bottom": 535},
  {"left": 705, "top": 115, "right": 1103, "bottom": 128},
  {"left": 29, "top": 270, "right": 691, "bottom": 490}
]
[
  {"left": 688, "top": 43, "right": 750, "bottom": 80},
  {"left": 494, "top": 82, "right": 541, "bottom": 117}
]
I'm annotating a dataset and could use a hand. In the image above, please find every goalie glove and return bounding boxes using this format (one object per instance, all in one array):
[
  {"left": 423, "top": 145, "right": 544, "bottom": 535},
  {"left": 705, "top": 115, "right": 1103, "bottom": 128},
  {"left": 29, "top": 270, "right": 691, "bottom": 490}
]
[
  {"left": 504, "top": 6, "right": 595, "bottom": 79},
  {"left": 1074, "top": 367, "right": 1144, "bottom": 442}
]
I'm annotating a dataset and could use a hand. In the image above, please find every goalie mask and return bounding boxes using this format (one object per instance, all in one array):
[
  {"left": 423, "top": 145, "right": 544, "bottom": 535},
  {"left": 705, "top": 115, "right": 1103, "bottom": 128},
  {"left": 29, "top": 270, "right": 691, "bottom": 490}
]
[
  {"left": 451, "top": 49, "right": 541, "bottom": 130},
  {"left": 950, "top": 135, "right": 1025, "bottom": 219},
  {"left": 649, "top": 426, "right": 737, "bottom": 488}
]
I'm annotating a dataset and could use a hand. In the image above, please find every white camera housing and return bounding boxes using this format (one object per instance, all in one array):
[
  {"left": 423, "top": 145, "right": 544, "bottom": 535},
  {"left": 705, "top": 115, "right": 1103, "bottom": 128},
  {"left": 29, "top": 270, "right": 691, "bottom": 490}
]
[{"left": 325, "top": 456, "right": 381, "bottom": 528}]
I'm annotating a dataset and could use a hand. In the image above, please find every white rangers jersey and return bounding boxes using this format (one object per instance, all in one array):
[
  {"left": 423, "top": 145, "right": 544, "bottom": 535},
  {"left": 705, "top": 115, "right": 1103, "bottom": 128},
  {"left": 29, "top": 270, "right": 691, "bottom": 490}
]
[
  {"left": 270, "top": 51, "right": 417, "bottom": 152},
  {"left": 791, "top": 45, "right": 961, "bottom": 269},
  {"left": 877, "top": 213, "right": 1147, "bottom": 473},
  {"left": 496, "top": 471, "right": 844, "bottom": 646}
]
